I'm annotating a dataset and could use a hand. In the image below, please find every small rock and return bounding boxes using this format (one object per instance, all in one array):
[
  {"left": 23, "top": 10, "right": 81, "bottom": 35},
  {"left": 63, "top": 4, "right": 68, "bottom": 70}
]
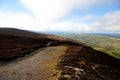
[
  {"left": 74, "top": 75, "right": 81, "bottom": 79},
  {"left": 64, "top": 75, "right": 71, "bottom": 79},
  {"left": 74, "top": 67, "right": 84, "bottom": 72},
  {"left": 64, "top": 66, "right": 73, "bottom": 69}
]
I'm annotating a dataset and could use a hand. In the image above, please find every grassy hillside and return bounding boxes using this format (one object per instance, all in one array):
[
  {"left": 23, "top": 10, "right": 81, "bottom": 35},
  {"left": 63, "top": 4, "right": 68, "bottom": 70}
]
[{"left": 58, "top": 33, "right": 120, "bottom": 59}]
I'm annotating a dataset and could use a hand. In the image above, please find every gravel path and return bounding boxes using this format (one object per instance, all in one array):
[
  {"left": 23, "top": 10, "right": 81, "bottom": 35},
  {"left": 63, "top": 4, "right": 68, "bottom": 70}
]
[{"left": 0, "top": 46, "right": 67, "bottom": 80}]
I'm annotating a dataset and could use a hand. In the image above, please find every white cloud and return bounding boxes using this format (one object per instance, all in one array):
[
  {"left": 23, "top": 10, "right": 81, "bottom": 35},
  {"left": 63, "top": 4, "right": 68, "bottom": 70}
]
[
  {"left": 0, "top": 0, "right": 120, "bottom": 33},
  {"left": 0, "top": 12, "right": 35, "bottom": 30},
  {"left": 0, "top": 13, "right": 33, "bottom": 22},
  {"left": 26, "top": 20, "right": 91, "bottom": 32},
  {"left": 20, "top": 0, "right": 74, "bottom": 22},
  {"left": 90, "top": 11, "right": 120, "bottom": 32},
  {"left": 20, "top": 0, "right": 113, "bottom": 22},
  {"left": 0, "top": 11, "right": 120, "bottom": 33}
]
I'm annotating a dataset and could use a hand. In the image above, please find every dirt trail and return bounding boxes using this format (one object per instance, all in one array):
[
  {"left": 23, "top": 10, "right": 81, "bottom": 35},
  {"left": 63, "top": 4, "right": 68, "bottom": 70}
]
[{"left": 0, "top": 46, "right": 67, "bottom": 80}]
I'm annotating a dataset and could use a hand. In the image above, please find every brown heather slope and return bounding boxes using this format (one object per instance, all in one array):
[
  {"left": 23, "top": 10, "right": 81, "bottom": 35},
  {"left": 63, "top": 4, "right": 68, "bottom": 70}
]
[
  {"left": 0, "top": 28, "right": 47, "bottom": 38},
  {"left": 57, "top": 44, "right": 120, "bottom": 80},
  {"left": 0, "top": 28, "right": 120, "bottom": 80},
  {"left": 0, "top": 28, "right": 79, "bottom": 61},
  {"left": 0, "top": 28, "right": 58, "bottom": 61}
]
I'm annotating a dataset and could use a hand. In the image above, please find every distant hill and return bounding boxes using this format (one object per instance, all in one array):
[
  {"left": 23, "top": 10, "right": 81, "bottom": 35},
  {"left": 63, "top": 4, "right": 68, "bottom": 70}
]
[{"left": 84, "top": 33, "right": 120, "bottom": 38}]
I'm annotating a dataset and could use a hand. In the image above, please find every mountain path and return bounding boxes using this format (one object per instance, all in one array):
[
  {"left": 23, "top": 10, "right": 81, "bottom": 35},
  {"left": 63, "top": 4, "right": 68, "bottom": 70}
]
[{"left": 0, "top": 46, "right": 68, "bottom": 80}]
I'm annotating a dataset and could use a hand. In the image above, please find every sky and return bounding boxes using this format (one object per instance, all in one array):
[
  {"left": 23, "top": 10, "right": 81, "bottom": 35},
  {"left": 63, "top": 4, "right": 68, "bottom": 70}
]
[{"left": 0, "top": 0, "right": 120, "bottom": 33}]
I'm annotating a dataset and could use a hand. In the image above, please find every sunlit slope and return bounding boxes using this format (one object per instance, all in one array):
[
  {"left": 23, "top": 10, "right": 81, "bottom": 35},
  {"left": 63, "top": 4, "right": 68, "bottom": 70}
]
[{"left": 60, "top": 33, "right": 120, "bottom": 59}]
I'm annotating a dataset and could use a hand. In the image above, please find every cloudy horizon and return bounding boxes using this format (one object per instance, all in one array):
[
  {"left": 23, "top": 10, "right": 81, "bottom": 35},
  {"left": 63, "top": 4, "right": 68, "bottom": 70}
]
[{"left": 0, "top": 0, "right": 120, "bottom": 33}]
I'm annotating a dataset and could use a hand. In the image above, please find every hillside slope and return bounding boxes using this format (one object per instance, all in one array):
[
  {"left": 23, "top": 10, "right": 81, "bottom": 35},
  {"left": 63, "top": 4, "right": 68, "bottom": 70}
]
[
  {"left": 57, "top": 44, "right": 120, "bottom": 80},
  {"left": 0, "top": 28, "right": 60, "bottom": 61},
  {"left": 58, "top": 33, "right": 120, "bottom": 59},
  {"left": 0, "top": 28, "right": 120, "bottom": 80}
]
